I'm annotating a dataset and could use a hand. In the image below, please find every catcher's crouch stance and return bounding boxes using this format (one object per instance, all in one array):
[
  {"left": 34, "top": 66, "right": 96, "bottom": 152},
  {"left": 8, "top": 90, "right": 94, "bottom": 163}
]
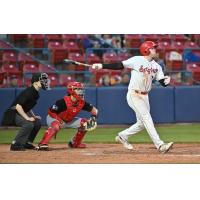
[{"left": 36, "top": 82, "right": 98, "bottom": 151}]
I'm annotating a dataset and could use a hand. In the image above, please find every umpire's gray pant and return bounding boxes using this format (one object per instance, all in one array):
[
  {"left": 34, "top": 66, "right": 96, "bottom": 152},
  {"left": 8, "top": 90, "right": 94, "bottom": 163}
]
[{"left": 13, "top": 114, "right": 41, "bottom": 145}]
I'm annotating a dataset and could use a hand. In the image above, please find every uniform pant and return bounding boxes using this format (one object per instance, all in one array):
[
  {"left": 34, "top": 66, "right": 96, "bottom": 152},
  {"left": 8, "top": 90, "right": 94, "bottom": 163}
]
[
  {"left": 118, "top": 90, "right": 164, "bottom": 149},
  {"left": 46, "top": 115, "right": 82, "bottom": 128},
  {"left": 13, "top": 114, "right": 41, "bottom": 145}
]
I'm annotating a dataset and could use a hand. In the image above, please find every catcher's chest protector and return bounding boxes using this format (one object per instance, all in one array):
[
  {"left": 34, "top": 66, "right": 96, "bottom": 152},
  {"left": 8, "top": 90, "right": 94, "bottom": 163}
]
[{"left": 58, "top": 96, "right": 85, "bottom": 122}]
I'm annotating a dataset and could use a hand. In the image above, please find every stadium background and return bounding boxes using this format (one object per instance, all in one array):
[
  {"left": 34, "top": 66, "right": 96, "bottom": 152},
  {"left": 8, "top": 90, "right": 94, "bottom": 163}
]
[{"left": 0, "top": 34, "right": 200, "bottom": 125}]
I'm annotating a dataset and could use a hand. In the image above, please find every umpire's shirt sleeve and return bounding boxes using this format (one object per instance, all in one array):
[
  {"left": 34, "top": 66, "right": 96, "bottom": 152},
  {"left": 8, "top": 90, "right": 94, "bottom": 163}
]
[{"left": 11, "top": 86, "right": 39, "bottom": 114}]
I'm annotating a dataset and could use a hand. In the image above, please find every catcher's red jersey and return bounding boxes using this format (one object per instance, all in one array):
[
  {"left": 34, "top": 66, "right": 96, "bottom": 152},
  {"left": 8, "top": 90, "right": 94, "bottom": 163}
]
[{"left": 48, "top": 96, "right": 85, "bottom": 123}]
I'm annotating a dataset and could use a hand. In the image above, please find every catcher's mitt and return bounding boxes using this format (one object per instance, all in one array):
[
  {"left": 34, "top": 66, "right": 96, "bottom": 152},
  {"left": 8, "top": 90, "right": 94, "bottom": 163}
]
[{"left": 84, "top": 116, "right": 97, "bottom": 132}]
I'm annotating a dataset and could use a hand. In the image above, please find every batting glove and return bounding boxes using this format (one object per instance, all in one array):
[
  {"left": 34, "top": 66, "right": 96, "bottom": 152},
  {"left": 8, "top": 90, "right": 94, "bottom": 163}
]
[
  {"left": 92, "top": 63, "right": 103, "bottom": 70},
  {"left": 164, "top": 76, "right": 171, "bottom": 85}
]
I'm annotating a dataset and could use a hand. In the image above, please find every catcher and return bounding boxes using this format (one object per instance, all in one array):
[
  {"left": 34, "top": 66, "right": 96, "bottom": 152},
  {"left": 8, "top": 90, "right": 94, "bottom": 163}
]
[{"left": 36, "top": 81, "right": 98, "bottom": 151}]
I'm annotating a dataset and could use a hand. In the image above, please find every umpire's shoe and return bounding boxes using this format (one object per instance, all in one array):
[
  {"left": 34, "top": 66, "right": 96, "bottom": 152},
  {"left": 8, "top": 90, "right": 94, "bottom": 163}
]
[
  {"left": 10, "top": 142, "right": 25, "bottom": 151},
  {"left": 36, "top": 144, "right": 49, "bottom": 151},
  {"left": 159, "top": 142, "right": 174, "bottom": 153},
  {"left": 24, "top": 142, "right": 36, "bottom": 150},
  {"left": 115, "top": 136, "right": 133, "bottom": 150}
]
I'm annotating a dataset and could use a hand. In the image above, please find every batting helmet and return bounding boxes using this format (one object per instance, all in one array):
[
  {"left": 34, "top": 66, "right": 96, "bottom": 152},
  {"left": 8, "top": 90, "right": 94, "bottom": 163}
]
[
  {"left": 140, "top": 41, "right": 158, "bottom": 56},
  {"left": 67, "top": 82, "right": 85, "bottom": 100}
]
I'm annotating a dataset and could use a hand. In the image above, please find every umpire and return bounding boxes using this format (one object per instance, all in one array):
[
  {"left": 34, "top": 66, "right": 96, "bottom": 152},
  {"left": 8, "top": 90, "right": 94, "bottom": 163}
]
[{"left": 1, "top": 73, "right": 50, "bottom": 151}]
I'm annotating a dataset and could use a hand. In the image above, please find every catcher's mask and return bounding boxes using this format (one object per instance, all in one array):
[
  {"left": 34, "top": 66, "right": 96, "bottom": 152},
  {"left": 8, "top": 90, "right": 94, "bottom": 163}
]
[
  {"left": 31, "top": 73, "right": 50, "bottom": 90},
  {"left": 67, "top": 82, "right": 85, "bottom": 100}
]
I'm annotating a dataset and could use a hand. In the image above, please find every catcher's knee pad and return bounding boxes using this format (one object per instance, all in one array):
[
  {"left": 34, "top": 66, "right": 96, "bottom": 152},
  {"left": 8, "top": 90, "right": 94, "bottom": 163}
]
[
  {"left": 39, "top": 120, "right": 61, "bottom": 145},
  {"left": 78, "top": 118, "right": 88, "bottom": 131}
]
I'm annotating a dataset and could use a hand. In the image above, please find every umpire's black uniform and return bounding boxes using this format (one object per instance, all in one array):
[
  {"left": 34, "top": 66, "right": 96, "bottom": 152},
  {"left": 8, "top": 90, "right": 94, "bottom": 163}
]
[{"left": 1, "top": 73, "right": 49, "bottom": 151}]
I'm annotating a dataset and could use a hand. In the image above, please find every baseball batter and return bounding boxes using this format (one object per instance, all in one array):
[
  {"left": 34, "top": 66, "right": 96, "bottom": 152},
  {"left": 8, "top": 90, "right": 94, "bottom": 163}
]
[{"left": 92, "top": 41, "right": 173, "bottom": 153}]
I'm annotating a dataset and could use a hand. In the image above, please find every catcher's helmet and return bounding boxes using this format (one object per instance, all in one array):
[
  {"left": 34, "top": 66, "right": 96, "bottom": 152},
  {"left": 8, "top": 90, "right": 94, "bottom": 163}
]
[
  {"left": 140, "top": 41, "right": 158, "bottom": 56},
  {"left": 67, "top": 81, "right": 85, "bottom": 99}
]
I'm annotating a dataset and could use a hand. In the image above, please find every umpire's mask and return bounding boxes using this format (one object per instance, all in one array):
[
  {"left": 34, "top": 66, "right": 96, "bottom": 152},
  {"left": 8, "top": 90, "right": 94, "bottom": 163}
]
[{"left": 31, "top": 73, "right": 50, "bottom": 90}]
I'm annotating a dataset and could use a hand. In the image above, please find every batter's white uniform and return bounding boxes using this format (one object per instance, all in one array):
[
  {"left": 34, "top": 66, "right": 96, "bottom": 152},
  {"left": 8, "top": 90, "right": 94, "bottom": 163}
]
[{"left": 118, "top": 56, "right": 165, "bottom": 149}]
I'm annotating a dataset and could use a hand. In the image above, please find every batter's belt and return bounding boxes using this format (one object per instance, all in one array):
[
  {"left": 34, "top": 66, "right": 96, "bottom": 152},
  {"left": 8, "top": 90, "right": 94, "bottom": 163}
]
[{"left": 134, "top": 90, "right": 148, "bottom": 95}]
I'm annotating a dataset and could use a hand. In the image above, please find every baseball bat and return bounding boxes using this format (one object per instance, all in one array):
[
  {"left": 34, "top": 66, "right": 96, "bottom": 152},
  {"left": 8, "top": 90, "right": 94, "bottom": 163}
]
[{"left": 64, "top": 59, "right": 92, "bottom": 67}]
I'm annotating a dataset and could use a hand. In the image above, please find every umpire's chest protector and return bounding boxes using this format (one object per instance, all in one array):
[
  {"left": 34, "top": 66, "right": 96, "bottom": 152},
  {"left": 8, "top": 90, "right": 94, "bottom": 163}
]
[{"left": 58, "top": 96, "right": 85, "bottom": 122}]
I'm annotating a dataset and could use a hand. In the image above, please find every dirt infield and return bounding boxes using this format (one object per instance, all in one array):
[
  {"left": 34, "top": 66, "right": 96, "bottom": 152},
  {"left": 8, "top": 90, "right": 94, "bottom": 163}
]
[{"left": 0, "top": 143, "right": 200, "bottom": 164}]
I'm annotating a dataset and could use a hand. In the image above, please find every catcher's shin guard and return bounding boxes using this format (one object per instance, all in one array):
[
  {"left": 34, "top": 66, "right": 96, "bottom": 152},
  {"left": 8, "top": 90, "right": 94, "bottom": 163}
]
[
  {"left": 69, "top": 119, "right": 87, "bottom": 148},
  {"left": 39, "top": 121, "right": 61, "bottom": 145}
]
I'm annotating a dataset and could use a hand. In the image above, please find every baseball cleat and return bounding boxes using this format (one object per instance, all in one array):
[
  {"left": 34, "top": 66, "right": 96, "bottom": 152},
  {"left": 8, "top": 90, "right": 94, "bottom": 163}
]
[
  {"left": 115, "top": 136, "right": 133, "bottom": 150},
  {"left": 36, "top": 144, "right": 49, "bottom": 151},
  {"left": 159, "top": 142, "right": 174, "bottom": 153},
  {"left": 24, "top": 142, "right": 36, "bottom": 150},
  {"left": 68, "top": 141, "right": 87, "bottom": 148}
]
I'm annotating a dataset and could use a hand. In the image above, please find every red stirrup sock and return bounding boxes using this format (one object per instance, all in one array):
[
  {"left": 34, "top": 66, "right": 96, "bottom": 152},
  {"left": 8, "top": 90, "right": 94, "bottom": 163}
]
[{"left": 69, "top": 119, "right": 87, "bottom": 148}]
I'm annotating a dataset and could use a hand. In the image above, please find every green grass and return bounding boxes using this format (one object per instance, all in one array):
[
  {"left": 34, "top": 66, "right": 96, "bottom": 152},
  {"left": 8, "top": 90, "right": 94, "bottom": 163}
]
[{"left": 0, "top": 124, "right": 200, "bottom": 144}]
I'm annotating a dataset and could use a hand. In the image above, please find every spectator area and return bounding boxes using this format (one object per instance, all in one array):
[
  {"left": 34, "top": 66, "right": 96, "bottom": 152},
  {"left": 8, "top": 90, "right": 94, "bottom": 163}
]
[{"left": 0, "top": 34, "right": 200, "bottom": 88}]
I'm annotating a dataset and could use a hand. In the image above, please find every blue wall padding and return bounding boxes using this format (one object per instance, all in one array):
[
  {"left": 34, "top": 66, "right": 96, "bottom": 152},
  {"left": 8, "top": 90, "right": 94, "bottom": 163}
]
[
  {"left": 149, "top": 87, "right": 175, "bottom": 123},
  {"left": 175, "top": 86, "right": 200, "bottom": 122},
  {"left": 97, "top": 87, "right": 136, "bottom": 124},
  {"left": 0, "top": 88, "right": 16, "bottom": 123},
  {"left": 1, "top": 86, "right": 200, "bottom": 125}
]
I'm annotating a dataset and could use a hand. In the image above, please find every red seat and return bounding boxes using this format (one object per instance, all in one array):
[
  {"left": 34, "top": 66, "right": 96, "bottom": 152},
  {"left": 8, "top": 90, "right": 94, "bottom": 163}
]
[
  {"left": 157, "top": 34, "right": 171, "bottom": 43},
  {"left": 59, "top": 74, "right": 75, "bottom": 86},
  {"left": 48, "top": 41, "right": 63, "bottom": 49},
  {"left": 38, "top": 64, "right": 56, "bottom": 73},
  {"left": 86, "top": 53, "right": 101, "bottom": 64},
  {"left": 124, "top": 34, "right": 142, "bottom": 48},
  {"left": 90, "top": 68, "right": 110, "bottom": 86},
  {"left": 102, "top": 52, "right": 118, "bottom": 63},
  {"left": 171, "top": 34, "right": 187, "bottom": 43},
  {"left": 158, "top": 41, "right": 172, "bottom": 50},
  {"left": 157, "top": 41, "right": 173, "bottom": 59},
  {"left": 68, "top": 53, "right": 85, "bottom": 70},
  {"left": 18, "top": 52, "right": 38, "bottom": 70},
  {"left": 186, "top": 63, "right": 200, "bottom": 81},
  {"left": 142, "top": 34, "right": 159, "bottom": 43},
  {"left": 62, "top": 34, "right": 78, "bottom": 41},
  {"left": 23, "top": 63, "right": 39, "bottom": 73},
  {"left": 172, "top": 41, "right": 185, "bottom": 51},
  {"left": 0, "top": 40, "right": 13, "bottom": 48},
  {"left": 46, "top": 34, "right": 62, "bottom": 42},
  {"left": 184, "top": 41, "right": 199, "bottom": 48},
  {"left": 118, "top": 52, "right": 131, "bottom": 61},
  {"left": 9, "top": 34, "right": 28, "bottom": 43},
  {"left": 2, "top": 52, "right": 18, "bottom": 63},
  {"left": 28, "top": 34, "right": 45, "bottom": 48},
  {"left": 48, "top": 41, "right": 67, "bottom": 64},
  {"left": 18, "top": 52, "right": 36, "bottom": 63},
  {"left": 63, "top": 41, "right": 81, "bottom": 53},
  {"left": 48, "top": 74, "right": 59, "bottom": 87},
  {"left": 1, "top": 64, "right": 20, "bottom": 74}
]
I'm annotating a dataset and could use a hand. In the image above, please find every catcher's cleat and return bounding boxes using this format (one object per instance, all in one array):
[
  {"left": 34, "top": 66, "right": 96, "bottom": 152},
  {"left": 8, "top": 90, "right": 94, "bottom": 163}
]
[
  {"left": 68, "top": 141, "right": 86, "bottom": 148},
  {"left": 159, "top": 142, "right": 174, "bottom": 153},
  {"left": 115, "top": 136, "right": 133, "bottom": 150},
  {"left": 24, "top": 142, "right": 36, "bottom": 150},
  {"left": 36, "top": 144, "right": 49, "bottom": 151}
]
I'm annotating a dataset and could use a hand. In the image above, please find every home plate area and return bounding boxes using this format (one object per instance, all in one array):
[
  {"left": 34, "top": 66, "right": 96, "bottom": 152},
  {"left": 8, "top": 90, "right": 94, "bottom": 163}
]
[{"left": 0, "top": 143, "right": 200, "bottom": 164}]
